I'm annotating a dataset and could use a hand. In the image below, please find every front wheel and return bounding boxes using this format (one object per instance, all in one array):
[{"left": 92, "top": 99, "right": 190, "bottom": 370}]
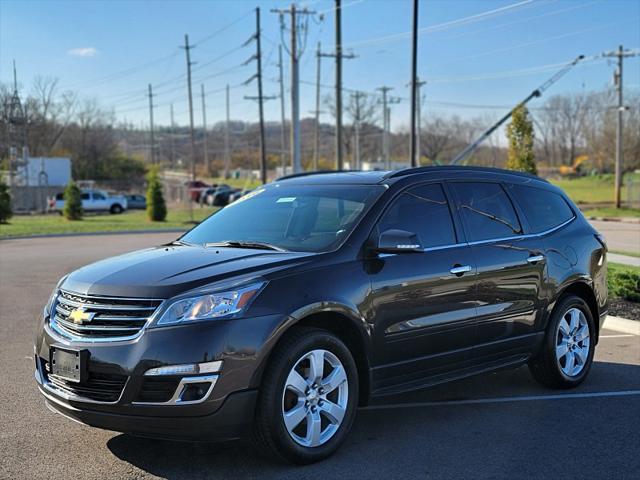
[
  {"left": 253, "top": 327, "right": 359, "bottom": 464},
  {"left": 529, "top": 295, "right": 595, "bottom": 389}
]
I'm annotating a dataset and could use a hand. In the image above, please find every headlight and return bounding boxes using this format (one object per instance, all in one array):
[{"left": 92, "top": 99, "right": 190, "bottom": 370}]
[{"left": 156, "top": 281, "right": 266, "bottom": 326}]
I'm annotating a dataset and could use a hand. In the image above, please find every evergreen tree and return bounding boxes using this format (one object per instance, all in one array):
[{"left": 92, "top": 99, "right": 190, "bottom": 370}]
[
  {"left": 506, "top": 105, "right": 537, "bottom": 175},
  {"left": 146, "top": 168, "right": 167, "bottom": 222},
  {"left": 63, "top": 181, "right": 83, "bottom": 221},
  {"left": 0, "top": 179, "right": 12, "bottom": 224}
]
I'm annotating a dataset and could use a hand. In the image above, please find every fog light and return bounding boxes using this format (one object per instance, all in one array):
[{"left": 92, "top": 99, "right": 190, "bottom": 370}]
[
  {"left": 179, "top": 382, "right": 211, "bottom": 402},
  {"left": 144, "top": 360, "right": 222, "bottom": 376}
]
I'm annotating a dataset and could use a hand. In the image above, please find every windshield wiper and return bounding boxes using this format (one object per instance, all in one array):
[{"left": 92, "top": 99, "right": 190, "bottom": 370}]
[{"left": 205, "top": 241, "right": 288, "bottom": 252}]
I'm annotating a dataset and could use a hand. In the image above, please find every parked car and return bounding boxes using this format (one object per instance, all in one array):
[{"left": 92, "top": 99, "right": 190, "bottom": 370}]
[
  {"left": 125, "top": 194, "right": 147, "bottom": 210},
  {"left": 185, "top": 180, "right": 211, "bottom": 203},
  {"left": 203, "top": 184, "right": 239, "bottom": 206},
  {"left": 35, "top": 167, "right": 607, "bottom": 464},
  {"left": 51, "top": 189, "right": 128, "bottom": 214},
  {"left": 228, "top": 188, "right": 253, "bottom": 204}
]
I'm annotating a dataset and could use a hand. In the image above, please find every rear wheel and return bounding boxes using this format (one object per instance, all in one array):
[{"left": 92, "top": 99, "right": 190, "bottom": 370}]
[
  {"left": 110, "top": 204, "right": 123, "bottom": 214},
  {"left": 253, "top": 327, "right": 359, "bottom": 464},
  {"left": 529, "top": 295, "right": 595, "bottom": 388}
]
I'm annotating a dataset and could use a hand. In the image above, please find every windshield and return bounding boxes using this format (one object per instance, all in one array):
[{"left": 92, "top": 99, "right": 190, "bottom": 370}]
[{"left": 181, "top": 184, "right": 385, "bottom": 252}]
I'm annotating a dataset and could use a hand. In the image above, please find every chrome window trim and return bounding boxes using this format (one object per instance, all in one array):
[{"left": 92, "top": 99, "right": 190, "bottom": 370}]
[
  {"left": 398, "top": 215, "right": 576, "bottom": 255},
  {"left": 131, "top": 374, "right": 219, "bottom": 406}
]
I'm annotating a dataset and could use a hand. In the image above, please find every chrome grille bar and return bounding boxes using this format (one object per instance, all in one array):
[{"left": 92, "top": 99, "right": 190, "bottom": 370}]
[{"left": 48, "top": 290, "right": 163, "bottom": 342}]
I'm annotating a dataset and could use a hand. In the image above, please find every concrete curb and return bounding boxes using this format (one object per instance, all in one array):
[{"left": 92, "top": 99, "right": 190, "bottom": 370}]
[
  {"left": 0, "top": 229, "right": 187, "bottom": 241},
  {"left": 604, "top": 315, "right": 640, "bottom": 335},
  {"left": 586, "top": 216, "right": 640, "bottom": 224}
]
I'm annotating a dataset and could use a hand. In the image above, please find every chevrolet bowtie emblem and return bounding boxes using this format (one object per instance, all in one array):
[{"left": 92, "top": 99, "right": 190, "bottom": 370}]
[{"left": 69, "top": 307, "right": 95, "bottom": 325}]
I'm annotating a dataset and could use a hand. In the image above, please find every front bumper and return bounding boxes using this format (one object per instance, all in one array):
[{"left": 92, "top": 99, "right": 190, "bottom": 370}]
[{"left": 34, "top": 313, "right": 286, "bottom": 440}]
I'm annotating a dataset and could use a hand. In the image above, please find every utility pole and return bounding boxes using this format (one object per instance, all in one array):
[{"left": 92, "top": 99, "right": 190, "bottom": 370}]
[
  {"left": 242, "top": 7, "right": 272, "bottom": 184},
  {"left": 169, "top": 104, "right": 176, "bottom": 167},
  {"left": 200, "top": 84, "right": 209, "bottom": 174},
  {"left": 180, "top": 34, "right": 196, "bottom": 221},
  {"left": 335, "top": 0, "right": 344, "bottom": 170},
  {"left": 377, "top": 86, "right": 400, "bottom": 169},
  {"left": 180, "top": 34, "right": 197, "bottom": 183},
  {"left": 313, "top": 42, "right": 322, "bottom": 171},
  {"left": 603, "top": 45, "right": 638, "bottom": 208},
  {"left": 148, "top": 84, "right": 155, "bottom": 164},
  {"left": 272, "top": 4, "right": 317, "bottom": 174},
  {"left": 407, "top": 78, "right": 426, "bottom": 166},
  {"left": 352, "top": 91, "right": 363, "bottom": 170},
  {"left": 224, "top": 85, "right": 231, "bottom": 178},
  {"left": 277, "top": 45, "right": 288, "bottom": 174},
  {"left": 409, "top": 0, "right": 420, "bottom": 167}
]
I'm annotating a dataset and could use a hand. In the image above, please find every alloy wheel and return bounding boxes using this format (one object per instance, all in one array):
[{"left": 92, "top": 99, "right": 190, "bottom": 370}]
[
  {"left": 556, "top": 307, "right": 590, "bottom": 377},
  {"left": 281, "top": 349, "right": 349, "bottom": 448}
]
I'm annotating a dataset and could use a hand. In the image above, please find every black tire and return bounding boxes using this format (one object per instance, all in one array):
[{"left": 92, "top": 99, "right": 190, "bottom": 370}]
[
  {"left": 110, "top": 204, "right": 123, "bottom": 214},
  {"left": 529, "top": 294, "right": 596, "bottom": 389},
  {"left": 252, "top": 327, "right": 359, "bottom": 464}
]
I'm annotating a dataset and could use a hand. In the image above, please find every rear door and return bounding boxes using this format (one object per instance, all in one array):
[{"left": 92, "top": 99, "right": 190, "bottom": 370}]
[
  {"left": 448, "top": 181, "right": 546, "bottom": 360},
  {"left": 367, "top": 183, "right": 478, "bottom": 393}
]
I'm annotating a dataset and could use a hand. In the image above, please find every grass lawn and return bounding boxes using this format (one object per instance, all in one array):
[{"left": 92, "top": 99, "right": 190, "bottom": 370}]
[
  {"left": 0, "top": 206, "right": 219, "bottom": 239},
  {"left": 549, "top": 173, "right": 639, "bottom": 205}
]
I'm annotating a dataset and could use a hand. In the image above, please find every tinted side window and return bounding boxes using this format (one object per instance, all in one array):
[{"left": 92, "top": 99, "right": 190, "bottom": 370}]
[
  {"left": 81, "top": 193, "right": 90, "bottom": 200},
  {"left": 377, "top": 183, "right": 456, "bottom": 248},
  {"left": 509, "top": 184, "right": 574, "bottom": 233},
  {"left": 93, "top": 192, "right": 106, "bottom": 200},
  {"left": 451, "top": 182, "right": 522, "bottom": 242}
]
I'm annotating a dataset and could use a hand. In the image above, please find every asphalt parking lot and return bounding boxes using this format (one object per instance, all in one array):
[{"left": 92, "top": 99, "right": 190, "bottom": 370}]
[{"left": 1, "top": 232, "right": 639, "bottom": 480}]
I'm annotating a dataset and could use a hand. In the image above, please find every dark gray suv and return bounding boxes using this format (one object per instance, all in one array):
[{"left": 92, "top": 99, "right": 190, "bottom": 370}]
[{"left": 35, "top": 167, "right": 608, "bottom": 463}]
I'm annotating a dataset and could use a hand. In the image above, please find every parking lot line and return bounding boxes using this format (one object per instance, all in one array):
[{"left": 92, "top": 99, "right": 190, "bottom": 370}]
[
  {"left": 364, "top": 390, "right": 640, "bottom": 410},
  {"left": 599, "top": 334, "right": 635, "bottom": 338}
]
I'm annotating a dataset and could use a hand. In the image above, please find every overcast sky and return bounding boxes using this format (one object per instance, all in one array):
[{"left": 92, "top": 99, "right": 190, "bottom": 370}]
[{"left": 1, "top": 0, "right": 639, "bottom": 132}]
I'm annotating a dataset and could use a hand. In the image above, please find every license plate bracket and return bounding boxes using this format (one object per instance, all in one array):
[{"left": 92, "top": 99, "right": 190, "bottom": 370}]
[{"left": 50, "top": 347, "right": 88, "bottom": 383}]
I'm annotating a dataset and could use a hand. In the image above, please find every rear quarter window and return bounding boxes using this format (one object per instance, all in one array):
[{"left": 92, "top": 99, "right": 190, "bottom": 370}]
[{"left": 508, "top": 184, "right": 574, "bottom": 233}]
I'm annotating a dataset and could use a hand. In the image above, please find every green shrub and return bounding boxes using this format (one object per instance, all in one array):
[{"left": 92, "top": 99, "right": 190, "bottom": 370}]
[
  {"left": 0, "top": 179, "right": 12, "bottom": 224},
  {"left": 146, "top": 168, "right": 167, "bottom": 222},
  {"left": 608, "top": 263, "right": 640, "bottom": 303},
  {"left": 63, "top": 181, "right": 83, "bottom": 221}
]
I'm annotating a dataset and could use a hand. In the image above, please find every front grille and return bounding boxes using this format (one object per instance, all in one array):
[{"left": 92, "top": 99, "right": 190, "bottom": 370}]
[
  {"left": 44, "top": 366, "right": 127, "bottom": 403},
  {"left": 49, "top": 290, "right": 162, "bottom": 340},
  {"left": 136, "top": 377, "right": 181, "bottom": 403}
]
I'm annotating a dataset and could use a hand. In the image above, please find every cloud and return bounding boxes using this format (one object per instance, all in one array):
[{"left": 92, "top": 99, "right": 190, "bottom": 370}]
[{"left": 67, "top": 47, "right": 98, "bottom": 58}]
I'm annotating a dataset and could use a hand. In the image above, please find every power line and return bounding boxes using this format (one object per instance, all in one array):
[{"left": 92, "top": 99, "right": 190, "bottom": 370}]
[{"left": 335, "top": 0, "right": 535, "bottom": 50}]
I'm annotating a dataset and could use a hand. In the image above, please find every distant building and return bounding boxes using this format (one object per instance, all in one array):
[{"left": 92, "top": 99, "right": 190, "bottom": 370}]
[{"left": 15, "top": 157, "right": 72, "bottom": 187}]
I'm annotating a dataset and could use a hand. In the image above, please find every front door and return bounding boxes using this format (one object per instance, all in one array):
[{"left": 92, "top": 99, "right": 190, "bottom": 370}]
[{"left": 367, "top": 183, "right": 478, "bottom": 394}]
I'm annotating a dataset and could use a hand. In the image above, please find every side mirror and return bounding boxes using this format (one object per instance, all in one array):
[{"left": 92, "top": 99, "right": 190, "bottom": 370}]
[{"left": 375, "top": 229, "right": 423, "bottom": 254}]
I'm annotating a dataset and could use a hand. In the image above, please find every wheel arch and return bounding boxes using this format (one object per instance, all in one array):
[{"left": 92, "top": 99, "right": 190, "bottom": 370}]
[
  {"left": 252, "top": 305, "right": 373, "bottom": 406},
  {"left": 550, "top": 280, "right": 600, "bottom": 342}
]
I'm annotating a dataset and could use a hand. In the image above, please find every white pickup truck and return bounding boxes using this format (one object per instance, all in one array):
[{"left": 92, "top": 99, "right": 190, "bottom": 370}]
[{"left": 50, "top": 189, "right": 128, "bottom": 214}]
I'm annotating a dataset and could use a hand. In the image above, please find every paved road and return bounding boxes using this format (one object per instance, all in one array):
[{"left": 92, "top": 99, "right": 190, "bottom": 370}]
[
  {"left": 590, "top": 220, "right": 640, "bottom": 256},
  {"left": 1, "top": 233, "right": 639, "bottom": 480}
]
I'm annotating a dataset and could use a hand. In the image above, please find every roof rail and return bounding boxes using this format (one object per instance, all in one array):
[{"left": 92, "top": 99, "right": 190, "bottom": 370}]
[
  {"left": 384, "top": 165, "right": 546, "bottom": 182},
  {"left": 276, "top": 170, "right": 362, "bottom": 181}
]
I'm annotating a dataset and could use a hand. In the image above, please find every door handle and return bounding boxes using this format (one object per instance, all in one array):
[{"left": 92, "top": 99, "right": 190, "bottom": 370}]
[
  {"left": 526, "top": 254, "right": 545, "bottom": 264},
  {"left": 450, "top": 265, "right": 472, "bottom": 276}
]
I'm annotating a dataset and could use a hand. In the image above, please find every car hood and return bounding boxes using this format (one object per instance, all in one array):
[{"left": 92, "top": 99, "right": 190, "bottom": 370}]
[{"left": 62, "top": 244, "right": 315, "bottom": 299}]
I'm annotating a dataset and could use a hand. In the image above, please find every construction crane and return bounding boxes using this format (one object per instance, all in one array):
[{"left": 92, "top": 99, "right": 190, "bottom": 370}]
[{"left": 450, "top": 55, "right": 585, "bottom": 165}]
